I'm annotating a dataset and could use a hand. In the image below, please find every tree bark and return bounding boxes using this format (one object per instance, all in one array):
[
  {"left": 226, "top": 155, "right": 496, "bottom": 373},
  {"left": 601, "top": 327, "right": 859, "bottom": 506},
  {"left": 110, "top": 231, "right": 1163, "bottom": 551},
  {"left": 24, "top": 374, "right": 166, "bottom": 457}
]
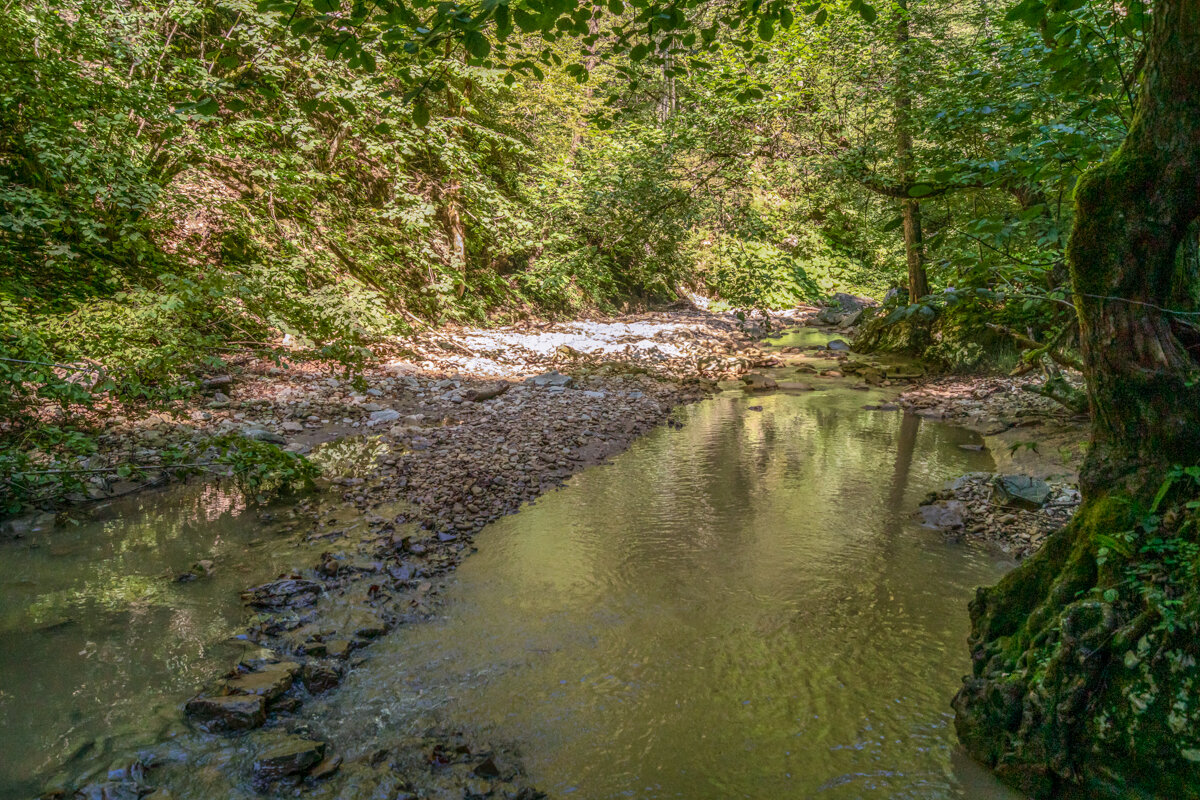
[
  {"left": 1067, "top": 0, "right": 1200, "bottom": 496},
  {"left": 953, "top": 7, "right": 1200, "bottom": 798}
]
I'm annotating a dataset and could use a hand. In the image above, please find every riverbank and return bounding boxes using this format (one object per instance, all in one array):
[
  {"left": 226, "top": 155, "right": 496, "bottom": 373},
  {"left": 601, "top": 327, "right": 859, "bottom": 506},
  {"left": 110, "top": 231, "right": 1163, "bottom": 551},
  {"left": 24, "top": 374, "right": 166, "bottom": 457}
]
[{"left": 897, "top": 374, "right": 1088, "bottom": 559}]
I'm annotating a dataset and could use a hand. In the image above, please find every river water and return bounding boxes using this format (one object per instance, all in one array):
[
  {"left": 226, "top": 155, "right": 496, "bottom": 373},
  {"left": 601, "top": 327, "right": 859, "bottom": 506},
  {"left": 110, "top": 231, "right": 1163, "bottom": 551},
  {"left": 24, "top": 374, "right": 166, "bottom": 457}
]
[
  {"left": 1, "top": 380, "right": 1024, "bottom": 799},
  {"left": 311, "top": 387, "right": 1022, "bottom": 799}
]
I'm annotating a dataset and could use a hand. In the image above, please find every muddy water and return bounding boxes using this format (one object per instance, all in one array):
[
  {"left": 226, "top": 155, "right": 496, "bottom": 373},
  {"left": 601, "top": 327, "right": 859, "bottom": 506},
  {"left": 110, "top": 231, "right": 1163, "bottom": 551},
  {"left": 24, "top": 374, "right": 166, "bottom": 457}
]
[
  {"left": 0, "top": 485, "right": 319, "bottom": 798},
  {"left": 312, "top": 388, "right": 1024, "bottom": 799}
]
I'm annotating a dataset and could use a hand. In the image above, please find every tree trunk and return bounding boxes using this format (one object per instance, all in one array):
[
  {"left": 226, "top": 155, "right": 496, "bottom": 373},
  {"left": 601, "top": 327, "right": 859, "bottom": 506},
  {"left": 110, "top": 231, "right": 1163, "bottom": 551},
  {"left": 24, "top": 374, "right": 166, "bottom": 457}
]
[
  {"left": 1067, "top": 1, "right": 1200, "bottom": 495},
  {"left": 953, "top": 6, "right": 1200, "bottom": 798},
  {"left": 901, "top": 198, "right": 928, "bottom": 299},
  {"left": 894, "top": 0, "right": 928, "bottom": 301}
]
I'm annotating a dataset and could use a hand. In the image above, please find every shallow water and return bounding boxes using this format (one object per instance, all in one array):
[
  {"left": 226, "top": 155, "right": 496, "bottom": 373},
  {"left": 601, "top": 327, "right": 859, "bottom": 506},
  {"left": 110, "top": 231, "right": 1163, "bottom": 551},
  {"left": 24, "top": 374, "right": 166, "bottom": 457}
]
[
  {"left": 0, "top": 485, "right": 316, "bottom": 798},
  {"left": 312, "top": 388, "right": 1024, "bottom": 799}
]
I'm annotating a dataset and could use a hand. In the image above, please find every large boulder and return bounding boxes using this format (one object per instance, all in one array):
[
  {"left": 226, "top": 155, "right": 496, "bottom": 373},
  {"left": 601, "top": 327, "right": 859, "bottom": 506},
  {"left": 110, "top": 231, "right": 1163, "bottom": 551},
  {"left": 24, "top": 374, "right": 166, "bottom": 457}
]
[{"left": 815, "top": 293, "right": 878, "bottom": 326}]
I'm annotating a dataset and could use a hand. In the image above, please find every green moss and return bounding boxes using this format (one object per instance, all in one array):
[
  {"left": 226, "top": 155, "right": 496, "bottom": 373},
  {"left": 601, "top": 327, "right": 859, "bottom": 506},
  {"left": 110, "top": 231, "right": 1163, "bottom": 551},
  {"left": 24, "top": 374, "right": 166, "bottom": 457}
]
[{"left": 955, "top": 491, "right": 1200, "bottom": 798}]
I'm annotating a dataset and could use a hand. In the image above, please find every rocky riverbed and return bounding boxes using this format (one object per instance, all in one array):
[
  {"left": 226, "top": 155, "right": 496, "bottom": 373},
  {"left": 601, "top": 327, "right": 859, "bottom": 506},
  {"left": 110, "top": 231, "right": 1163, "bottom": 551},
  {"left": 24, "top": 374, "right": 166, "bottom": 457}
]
[
  {"left": 19, "top": 304, "right": 1088, "bottom": 798},
  {"left": 34, "top": 308, "right": 812, "bottom": 799}
]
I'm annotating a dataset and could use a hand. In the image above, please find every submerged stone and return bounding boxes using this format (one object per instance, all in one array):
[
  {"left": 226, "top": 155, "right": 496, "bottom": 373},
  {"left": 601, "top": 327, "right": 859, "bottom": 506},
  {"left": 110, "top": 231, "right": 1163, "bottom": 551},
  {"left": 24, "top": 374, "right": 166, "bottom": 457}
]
[
  {"left": 242, "top": 578, "right": 323, "bottom": 609},
  {"left": 184, "top": 693, "right": 266, "bottom": 732},
  {"left": 252, "top": 736, "right": 326, "bottom": 780}
]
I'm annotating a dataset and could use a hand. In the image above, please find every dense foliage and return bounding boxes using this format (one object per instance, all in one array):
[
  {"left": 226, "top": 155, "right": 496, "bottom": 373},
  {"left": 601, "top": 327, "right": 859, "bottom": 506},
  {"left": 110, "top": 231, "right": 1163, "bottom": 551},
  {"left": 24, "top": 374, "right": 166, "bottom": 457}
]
[{"left": 0, "top": 0, "right": 1159, "bottom": 511}]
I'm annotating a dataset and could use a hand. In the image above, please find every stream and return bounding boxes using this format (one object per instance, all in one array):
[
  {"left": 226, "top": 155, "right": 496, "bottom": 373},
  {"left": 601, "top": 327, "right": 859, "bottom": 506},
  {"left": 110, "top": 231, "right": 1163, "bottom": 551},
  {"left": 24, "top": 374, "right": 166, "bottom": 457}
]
[{"left": 2, "top": 375, "right": 1025, "bottom": 798}]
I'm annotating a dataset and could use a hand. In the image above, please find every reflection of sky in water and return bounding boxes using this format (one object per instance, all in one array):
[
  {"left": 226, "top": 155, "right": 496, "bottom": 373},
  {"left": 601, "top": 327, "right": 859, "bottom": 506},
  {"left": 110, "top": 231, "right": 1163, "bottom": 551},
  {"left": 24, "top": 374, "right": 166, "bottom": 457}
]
[
  {"left": 312, "top": 392, "right": 1025, "bottom": 800},
  {"left": 0, "top": 484, "right": 309, "bottom": 798}
]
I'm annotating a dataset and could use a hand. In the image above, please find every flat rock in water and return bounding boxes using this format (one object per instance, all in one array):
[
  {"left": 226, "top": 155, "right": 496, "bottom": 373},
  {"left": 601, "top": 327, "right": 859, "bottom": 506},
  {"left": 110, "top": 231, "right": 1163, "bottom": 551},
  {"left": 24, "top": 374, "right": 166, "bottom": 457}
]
[
  {"left": 242, "top": 578, "right": 323, "bottom": 610},
  {"left": 993, "top": 475, "right": 1052, "bottom": 510},
  {"left": 253, "top": 736, "right": 326, "bottom": 780},
  {"left": 225, "top": 661, "right": 300, "bottom": 700},
  {"left": 826, "top": 339, "right": 851, "bottom": 351},
  {"left": 777, "top": 381, "right": 815, "bottom": 391},
  {"left": 917, "top": 500, "right": 966, "bottom": 530},
  {"left": 185, "top": 694, "right": 266, "bottom": 732},
  {"left": 740, "top": 373, "right": 777, "bottom": 391}
]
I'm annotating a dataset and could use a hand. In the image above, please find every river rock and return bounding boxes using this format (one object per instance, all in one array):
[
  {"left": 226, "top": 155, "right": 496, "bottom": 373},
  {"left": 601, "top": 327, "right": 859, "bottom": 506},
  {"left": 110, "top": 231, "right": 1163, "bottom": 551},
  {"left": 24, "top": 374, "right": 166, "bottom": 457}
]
[
  {"left": 309, "top": 754, "right": 343, "bottom": 781},
  {"left": 461, "top": 381, "right": 509, "bottom": 402},
  {"left": 185, "top": 693, "right": 266, "bottom": 731},
  {"left": 242, "top": 578, "right": 323, "bottom": 609},
  {"left": 301, "top": 661, "right": 342, "bottom": 694},
  {"left": 252, "top": 736, "right": 326, "bottom": 780},
  {"left": 525, "top": 370, "right": 574, "bottom": 388},
  {"left": 777, "top": 381, "right": 814, "bottom": 391},
  {"left": 826, "top": 339, "right": 851, "bottom": 352},
  {"left": 243, "top": 428, "right": 287, "bottom": 444},
  {"left": 917, "top": 500, "right": 966, "bottom": 530},
  {"left": 993, "top": 475, "right": 1052, "bottom": 510},
  {"left": 740, "top": 373, "right": 777, "bottom": 391},
  {"left": 368, "top": 408, "right": 401, "bottom": 425},
  {"left": 225, "top": 661, "right": 300, "bottom": 700}
]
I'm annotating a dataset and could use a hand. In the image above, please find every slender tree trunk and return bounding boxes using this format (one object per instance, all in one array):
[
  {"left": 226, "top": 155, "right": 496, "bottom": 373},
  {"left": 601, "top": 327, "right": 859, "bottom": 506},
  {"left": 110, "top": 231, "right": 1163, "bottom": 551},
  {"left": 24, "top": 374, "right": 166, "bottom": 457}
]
[
  {"left": 1067, "top": 1, "right": 1200, "bottom": 495},
  {"left": 894, "top": 0, "right": 928, "bottom": 300},
  {"left": 444, "top": 47, "right": 469, "bottom": 294},
  {"left": 901, "top": 198, "right": 928, "bottom": 299}
]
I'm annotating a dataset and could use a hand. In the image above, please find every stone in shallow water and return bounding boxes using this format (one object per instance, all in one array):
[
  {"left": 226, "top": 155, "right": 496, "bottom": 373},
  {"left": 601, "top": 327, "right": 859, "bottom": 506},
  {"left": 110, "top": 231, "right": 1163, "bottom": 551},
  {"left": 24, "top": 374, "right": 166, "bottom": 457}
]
[
  {"left": 917, "top": 500, "right": 966, "bottom": 530},
  {"left": 993, "top": 474, "right": 1052, "bottom": 510},
  {"left": 184, "top": 693, "right": 266, "bottom": 732},
  {"left": 302, "top": 661, "right": 342, "bottom": 694},
  {"left": 252, "top": 736, "right": 326, "bottom": 780},
  {"left": 740, "top": 373, "right": 777, "bottom": 391},
  {"left": 242, "top": 578, "right": 323, "bottom": 609},
  {"left": 225, "top": 661, "right": 300, "bottom": 700}
]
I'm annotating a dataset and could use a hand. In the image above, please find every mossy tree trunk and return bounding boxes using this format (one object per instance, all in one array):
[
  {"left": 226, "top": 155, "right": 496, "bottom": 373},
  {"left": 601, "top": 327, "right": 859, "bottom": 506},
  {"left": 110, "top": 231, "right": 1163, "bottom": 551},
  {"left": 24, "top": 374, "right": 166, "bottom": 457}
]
[
  {"left": 954, "top": 5, "right": 1200, "bottom": 798},
  {"left": 1068, "top": 1, "right": 1200, "bottom": 495}
]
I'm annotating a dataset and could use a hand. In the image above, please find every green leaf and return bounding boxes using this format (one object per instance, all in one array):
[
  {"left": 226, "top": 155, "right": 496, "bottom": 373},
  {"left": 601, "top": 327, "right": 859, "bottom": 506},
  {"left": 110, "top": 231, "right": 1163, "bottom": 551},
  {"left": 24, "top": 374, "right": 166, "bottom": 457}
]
[
  {"left": 464, "top": 30, "right": 491, "bottom": 58},
  {"left": 756, "top": 16, "right": 774, "bottom": 41},
  {"left": 412, "top": 102, "right": 431, "bottom": 128},
  {"left": 882, "top": 215, "right": 903, "bottom": 232},
  {"left": 608, "top": 0, "right": 624, "bottom": 13},
  {"left": 857, "top": 2, "right": 877, "bottom": 22},
  {"left": 908, "top": 183, "right": 935, "bottom": 197}
]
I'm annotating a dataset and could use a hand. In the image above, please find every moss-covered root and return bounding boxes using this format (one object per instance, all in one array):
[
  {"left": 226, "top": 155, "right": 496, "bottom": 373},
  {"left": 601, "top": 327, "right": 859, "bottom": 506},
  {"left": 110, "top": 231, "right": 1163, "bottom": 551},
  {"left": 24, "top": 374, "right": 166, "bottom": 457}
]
[{"left": 953, "top": 495, "right": 1200, "bottom": 799}]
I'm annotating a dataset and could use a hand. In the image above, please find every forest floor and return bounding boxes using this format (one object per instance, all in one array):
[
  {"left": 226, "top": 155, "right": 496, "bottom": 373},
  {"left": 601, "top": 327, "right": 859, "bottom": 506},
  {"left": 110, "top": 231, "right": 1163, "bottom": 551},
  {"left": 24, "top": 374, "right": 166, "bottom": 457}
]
[{"left": 22, "top": 305, "right": 1089, "bottom": 798}]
